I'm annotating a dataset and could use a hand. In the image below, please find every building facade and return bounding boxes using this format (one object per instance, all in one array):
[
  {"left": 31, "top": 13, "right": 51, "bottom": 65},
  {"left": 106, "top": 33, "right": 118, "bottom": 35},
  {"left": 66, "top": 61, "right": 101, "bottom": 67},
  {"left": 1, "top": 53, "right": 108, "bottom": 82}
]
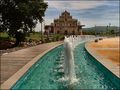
[{"left": 45, "top": 10, "right": 84, "bottom": 35}]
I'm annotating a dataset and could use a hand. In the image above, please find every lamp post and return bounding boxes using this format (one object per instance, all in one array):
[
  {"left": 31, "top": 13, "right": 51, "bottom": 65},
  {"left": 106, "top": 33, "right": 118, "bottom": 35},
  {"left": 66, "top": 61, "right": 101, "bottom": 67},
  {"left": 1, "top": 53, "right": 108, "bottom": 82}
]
[
  {"left": 108, "top": 23, "right": 111, "bottom": 36},
  {"left": 94, "top": 25, "right": 97, "bottom": 36},
  {"left": 40, "top": 18, "right": 44, "bottom": 43},
  {"left": 106, "top": 23, "right": 111, "bottom": 36}
]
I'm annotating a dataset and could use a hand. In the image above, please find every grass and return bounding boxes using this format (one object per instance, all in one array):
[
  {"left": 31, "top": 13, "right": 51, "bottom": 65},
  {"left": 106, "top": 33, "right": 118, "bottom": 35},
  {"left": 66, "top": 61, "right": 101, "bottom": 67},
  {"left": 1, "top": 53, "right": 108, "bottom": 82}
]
[
  {"left": 0, "top": 32, "right": 64, "bottom": 42},
  {"left": 96, "top": 49, "right": 119, "bottom": 64},
  {"left": 26, "top": 32, "right": 42, "bottom": 41},
  {"left": 0, "top": 32, "right": 9, "bottom": 38},
  {"left": 0, "top": 32, "right": 11, "bottom": 40},
  {"left": 89, "top": 37, "right": 120, "bottom": 65},
  {"left": 0, "top": 32, "right": 64, "bottom": 49}
]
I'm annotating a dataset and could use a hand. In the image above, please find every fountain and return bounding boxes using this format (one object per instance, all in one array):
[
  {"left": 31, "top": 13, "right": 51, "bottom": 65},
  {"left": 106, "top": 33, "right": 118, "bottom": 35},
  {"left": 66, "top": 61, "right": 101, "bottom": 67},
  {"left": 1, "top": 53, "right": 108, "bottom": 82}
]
[
  {"left": 64, "top": 36, "right": 77, "bottom": 85},
  {"left": 63, "top": 35, "right": 96, "bottom": 85},
  {"left": 11, "top": 35, "right": 119, "bottom": 90}
]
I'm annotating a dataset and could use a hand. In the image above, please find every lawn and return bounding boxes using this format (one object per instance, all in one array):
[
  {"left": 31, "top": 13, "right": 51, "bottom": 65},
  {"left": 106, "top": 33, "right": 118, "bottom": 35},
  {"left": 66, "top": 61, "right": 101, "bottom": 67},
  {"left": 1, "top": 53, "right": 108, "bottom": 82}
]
[{"left": 0, "top": 32, "right": 64, "bottom": 50}]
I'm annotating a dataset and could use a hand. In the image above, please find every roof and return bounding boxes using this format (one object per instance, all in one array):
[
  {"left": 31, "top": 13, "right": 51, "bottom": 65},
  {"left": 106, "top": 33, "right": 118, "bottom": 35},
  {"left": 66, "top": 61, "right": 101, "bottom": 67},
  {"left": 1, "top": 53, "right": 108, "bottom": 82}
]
[{"left": 62, "top": 10, "right": 70, "bottom": 15}]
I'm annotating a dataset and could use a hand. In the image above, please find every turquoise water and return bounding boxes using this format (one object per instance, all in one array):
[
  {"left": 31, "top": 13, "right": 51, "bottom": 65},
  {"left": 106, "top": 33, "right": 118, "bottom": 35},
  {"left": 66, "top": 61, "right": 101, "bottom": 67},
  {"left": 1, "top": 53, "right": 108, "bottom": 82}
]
[{"left": 12, "top": 43, "right": 120, "bottom": 89}]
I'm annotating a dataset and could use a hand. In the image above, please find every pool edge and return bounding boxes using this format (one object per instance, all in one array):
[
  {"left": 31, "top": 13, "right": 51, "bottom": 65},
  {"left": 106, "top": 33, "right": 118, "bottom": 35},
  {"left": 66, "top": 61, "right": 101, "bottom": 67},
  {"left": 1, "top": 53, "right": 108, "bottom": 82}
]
[
  {"left": 85, "top": 42, "right": 120, "bottom": 78},
  {"left": 85, "top": 42, "right": 120, "bottom": 88},
  {"left": 1, "top": 43, "right": 63, "bottom": 90}
]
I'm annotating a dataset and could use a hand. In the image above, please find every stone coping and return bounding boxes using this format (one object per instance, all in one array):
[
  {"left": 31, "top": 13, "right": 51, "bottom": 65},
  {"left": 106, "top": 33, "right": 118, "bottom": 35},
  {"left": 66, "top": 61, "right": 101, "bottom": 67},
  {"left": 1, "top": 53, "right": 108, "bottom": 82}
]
[
  {"left": 1, "top": 43, "right": 63, "bottom": 90},
  {"left": 85, "top": 41, "right": 120, "bottom": 78}
]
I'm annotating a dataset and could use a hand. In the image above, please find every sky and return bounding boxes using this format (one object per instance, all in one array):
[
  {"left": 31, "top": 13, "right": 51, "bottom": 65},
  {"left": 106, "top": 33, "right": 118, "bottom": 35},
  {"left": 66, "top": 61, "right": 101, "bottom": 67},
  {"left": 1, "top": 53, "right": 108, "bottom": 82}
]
[{"left": 35, "top": 0, "right": 119, "bottom": 31}]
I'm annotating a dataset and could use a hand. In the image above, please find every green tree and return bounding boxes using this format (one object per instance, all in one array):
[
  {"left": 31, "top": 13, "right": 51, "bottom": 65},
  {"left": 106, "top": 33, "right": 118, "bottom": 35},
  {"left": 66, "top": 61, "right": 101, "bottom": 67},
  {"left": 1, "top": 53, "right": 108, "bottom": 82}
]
[
  {"left": 110, "top": 30, "right": 115, "bottom": 35},
  {"left": 0, "top": 0, "right": 48, "bottom": 46}
]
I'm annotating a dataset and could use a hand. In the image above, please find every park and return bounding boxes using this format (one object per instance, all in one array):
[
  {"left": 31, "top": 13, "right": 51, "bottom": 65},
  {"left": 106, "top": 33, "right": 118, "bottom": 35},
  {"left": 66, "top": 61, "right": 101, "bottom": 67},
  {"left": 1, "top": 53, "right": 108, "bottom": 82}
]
[{"left": 0, "top": 0, "right": 120, "bottom": 89}]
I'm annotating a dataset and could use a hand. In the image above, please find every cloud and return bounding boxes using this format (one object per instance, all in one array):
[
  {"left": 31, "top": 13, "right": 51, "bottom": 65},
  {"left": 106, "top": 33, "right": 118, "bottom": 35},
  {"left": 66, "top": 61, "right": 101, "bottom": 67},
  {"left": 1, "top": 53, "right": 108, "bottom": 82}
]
[
  {"left": 81, "top": 17, "right": 119, "bottom": 28},
  {"left": 38, "top": 0, "right": 119, "bottom": 29},
  {"left": 45, "top": 1, "right": 106, "bottom": 10}
]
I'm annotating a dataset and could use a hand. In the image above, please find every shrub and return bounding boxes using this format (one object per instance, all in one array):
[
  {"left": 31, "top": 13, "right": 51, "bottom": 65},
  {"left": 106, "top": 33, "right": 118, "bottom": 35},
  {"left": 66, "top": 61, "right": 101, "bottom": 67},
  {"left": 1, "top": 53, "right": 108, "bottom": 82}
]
[
  {"left": 99, "top": 38, "right": 103, "bottom": 40},
  {"left": 95, "top": 39, "right": 98, "bottom": 42}
]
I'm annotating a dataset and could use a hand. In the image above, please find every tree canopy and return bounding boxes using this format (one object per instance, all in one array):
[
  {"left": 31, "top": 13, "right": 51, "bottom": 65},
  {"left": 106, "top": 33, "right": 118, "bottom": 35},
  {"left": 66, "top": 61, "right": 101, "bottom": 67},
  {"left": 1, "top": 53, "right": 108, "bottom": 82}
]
[{"left": 0, "top": 0, "right": 48, "bottom": 45}]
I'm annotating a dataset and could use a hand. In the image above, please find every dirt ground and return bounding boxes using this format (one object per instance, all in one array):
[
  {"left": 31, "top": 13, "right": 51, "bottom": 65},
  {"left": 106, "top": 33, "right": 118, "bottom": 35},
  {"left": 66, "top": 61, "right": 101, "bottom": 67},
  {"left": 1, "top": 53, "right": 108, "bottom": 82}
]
[{"left": 88, "top": 37, "right": 119, "bottom": 66}]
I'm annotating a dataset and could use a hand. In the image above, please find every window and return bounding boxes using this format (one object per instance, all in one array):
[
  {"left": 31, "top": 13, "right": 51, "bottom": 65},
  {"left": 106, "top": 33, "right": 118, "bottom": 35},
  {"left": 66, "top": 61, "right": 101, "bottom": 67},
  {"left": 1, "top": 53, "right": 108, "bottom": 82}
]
[
  {"left": 64, "top": 30, "right": 68, "bottom": 35},
  {"left": 57, "top": 31, "right": 60, "bottom": 34},
  {"left": 65, "top": 18, "right": 67, "bottom": 21},
  {"left": 72, "top": 31, "right": 75, "bottom": 35}
]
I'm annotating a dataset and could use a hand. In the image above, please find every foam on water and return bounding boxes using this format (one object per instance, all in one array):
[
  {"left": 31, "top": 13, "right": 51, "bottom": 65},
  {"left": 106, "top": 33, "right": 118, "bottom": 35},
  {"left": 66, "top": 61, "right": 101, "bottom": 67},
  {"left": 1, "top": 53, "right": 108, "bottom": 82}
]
[
  {"left": 64, "top": 36, "right": 77, "bottom": 85},
  {"left": 63, "top": 35, "right": 96, "bottom": 85}
]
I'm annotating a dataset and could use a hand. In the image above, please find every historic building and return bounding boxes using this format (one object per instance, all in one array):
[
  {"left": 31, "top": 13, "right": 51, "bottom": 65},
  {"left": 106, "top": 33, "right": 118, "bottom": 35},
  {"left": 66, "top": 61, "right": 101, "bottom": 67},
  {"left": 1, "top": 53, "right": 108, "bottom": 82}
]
[{"left": 45, "top": 10, "right": 84, "bottom": 35}]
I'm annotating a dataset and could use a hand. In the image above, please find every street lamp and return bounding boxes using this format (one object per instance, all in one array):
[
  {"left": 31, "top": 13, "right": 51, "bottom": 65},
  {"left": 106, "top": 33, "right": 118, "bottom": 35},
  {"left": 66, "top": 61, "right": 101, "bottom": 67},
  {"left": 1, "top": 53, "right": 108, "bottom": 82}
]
[
  {"left": 94, "top": 25, "right": 97, "bottom": 36},
  {"left": 40, "top": 17, "right": 45, "bottom": 43},
  {"left": 107, "top": 23, "right": 111, "bottom": 36}
]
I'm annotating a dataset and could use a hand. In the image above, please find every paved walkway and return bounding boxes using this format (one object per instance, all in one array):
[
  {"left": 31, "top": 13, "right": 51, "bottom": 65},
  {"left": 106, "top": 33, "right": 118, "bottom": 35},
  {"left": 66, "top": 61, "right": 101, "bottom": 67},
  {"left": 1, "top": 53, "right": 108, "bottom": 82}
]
[{"left": 0, "top": 41, "right": 63, "bottom": 85}]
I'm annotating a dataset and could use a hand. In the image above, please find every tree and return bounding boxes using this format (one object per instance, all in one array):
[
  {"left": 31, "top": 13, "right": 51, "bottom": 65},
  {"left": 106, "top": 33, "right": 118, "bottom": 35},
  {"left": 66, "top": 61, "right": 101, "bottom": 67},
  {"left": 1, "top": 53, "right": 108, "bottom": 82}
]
[
  {"left": 0, "top": 0, "right": 48, "bottom": 46},
  {"left": 39, "top": 18, "right": 44, "bottom": 42},
  {"left": 110, "top": 30, "right": 115, "bottom": 35}
]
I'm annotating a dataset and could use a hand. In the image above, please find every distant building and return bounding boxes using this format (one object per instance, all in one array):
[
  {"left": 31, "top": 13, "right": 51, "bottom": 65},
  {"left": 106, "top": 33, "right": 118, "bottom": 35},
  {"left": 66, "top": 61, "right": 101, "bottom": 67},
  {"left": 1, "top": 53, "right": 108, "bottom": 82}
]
[{"left": 44, "top": 10, "right": 85, "bottom": 35}]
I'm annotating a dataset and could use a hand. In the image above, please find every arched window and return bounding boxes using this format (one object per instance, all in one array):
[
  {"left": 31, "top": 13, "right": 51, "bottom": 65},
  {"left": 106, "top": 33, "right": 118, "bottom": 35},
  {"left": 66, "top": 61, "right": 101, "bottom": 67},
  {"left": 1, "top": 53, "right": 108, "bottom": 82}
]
[
  {"left": 64, "top": 30, "right": 68, "bottom": 35},
  {"left": 72, "top": 30, "right": 75, "bottom": 35},
  {"left": 57, "top": 31, "right": 60, "bottom": 34}
]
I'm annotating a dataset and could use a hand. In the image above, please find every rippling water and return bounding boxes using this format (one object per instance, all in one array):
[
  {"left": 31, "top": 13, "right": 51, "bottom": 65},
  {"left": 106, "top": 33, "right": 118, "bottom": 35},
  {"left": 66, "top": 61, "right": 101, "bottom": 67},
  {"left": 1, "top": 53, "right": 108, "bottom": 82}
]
[{"left": 12, "top": 43, "right": 119, "bottom": 89}]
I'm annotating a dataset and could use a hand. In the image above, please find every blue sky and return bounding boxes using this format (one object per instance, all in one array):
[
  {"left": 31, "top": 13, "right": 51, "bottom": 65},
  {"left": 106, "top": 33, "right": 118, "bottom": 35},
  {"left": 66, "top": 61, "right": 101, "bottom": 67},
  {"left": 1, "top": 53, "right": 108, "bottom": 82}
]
[{"left": 35, "top": 0, "right": 119, "bottom": 31}]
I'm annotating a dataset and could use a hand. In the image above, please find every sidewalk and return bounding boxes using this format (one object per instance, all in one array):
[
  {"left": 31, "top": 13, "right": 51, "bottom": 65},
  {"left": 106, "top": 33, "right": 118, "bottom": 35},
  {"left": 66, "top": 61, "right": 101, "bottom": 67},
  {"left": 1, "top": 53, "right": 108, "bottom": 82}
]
[{"left": 0, "top": 41, "right": 63, "bottom": 85}]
